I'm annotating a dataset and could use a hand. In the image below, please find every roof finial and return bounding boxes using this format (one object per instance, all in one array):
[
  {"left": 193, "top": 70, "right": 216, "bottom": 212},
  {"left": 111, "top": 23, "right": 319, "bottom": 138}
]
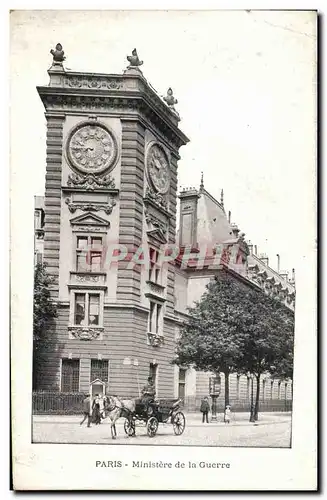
[
  {"left": 220, "top": 189, "right": 224, "bottom": 207},
  {"left": 50, "top": 43, "right": 65, "bottom": 67},
  {"left": 164, "top": 88, "right": 178, "bottom": 109},
  {"left": 126, "top": 48, "right": 143, "bottom": 69},
  {"left": 200, "top": 171, "right": 204, "bottom": 191}
]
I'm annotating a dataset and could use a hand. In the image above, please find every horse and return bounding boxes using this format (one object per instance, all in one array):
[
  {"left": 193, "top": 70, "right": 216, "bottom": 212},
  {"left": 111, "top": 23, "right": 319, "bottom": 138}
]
[{"left": 103, "top": 395, "right": 136, "bottom": 439}]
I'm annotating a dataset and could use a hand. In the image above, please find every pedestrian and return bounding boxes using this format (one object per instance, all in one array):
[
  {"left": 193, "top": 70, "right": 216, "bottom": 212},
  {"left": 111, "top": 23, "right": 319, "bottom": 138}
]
[
  {"left": 200, "top": 396, "right": 210, "bottom": 423},
  {"left": 92, "top": 394, "right": 101, "bottom": 425},
  {"left": 98, "top": 394, "right": 105, "bottom": 421},
  {"left": 224, "top": 405, "right": 231, "bottom": 424},
  {"left": 80, "top": 393, "right": 92, "bottom": 427}
]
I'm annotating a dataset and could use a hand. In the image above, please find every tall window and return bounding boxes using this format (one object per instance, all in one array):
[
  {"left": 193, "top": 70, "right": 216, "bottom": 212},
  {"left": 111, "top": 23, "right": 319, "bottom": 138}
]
[
  {"left": 91, "top": 360, "right": 108, "bottom": 382},
  {"left": 270, "top": 380, "right": 274, "bottom": 399},
  {"left": 149, "top": 248, "right": 160, "bottom": 283},
  {"left": 74, "top": 293, "right": 100, "bottom": 326},
  {"left": 76, "top": 235, "right": 103, "bottom": 272},
  {"left": 178, "top": 368, "right": 186, "bottom": 400},
  {"left": 278, "top": 381, "right": 281, "bottom": 399},
  {"left": 236, "top": 374, "right": 241, "bottom": 399},
  {"left": 148, "top": 301, "right": 162, "bottom": 334},
  {"left": 61, "top": 359, "right": 80, "bottom": 392}
]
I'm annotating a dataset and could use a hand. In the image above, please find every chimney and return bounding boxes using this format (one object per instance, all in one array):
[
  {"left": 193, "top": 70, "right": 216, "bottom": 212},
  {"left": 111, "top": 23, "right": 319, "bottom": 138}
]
[
  {"left": 276, "top": 254, "right": 280, "bottom": 273},
  {"left": 247, "top": 240, "right": 253, "bottom": 255},
  {"left": 228, "top": 211, "right": 231, "bottom": 223},
  {"left": 254, "top": 245, "right": 258, "bottom": 255},
  {"left": 290, "top": 268, "right": 295, "bottom": 283}
]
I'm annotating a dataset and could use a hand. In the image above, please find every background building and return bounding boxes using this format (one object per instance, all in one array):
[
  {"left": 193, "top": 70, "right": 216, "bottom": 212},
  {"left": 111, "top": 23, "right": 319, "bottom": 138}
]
[
  {"left": 34, "top": 45, "right": 295, "bottom": 410},
  {"left": 34, "top": 195, "right": 45, "bottom": 265}
]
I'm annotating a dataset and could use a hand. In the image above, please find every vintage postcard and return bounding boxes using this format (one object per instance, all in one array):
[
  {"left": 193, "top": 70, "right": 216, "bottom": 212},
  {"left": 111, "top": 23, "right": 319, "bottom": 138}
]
[{"left": 10, "top": 8, "right": 317, "bottom": 491}]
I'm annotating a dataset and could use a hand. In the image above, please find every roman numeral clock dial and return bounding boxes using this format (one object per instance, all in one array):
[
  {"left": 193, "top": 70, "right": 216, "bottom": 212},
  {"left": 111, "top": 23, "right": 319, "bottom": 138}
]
[
  {"left": 67, "top": 123, "right": 118, "bottom": 174},
  {"left": 146, "top": 144, "right": 170, "bottom": 194}
]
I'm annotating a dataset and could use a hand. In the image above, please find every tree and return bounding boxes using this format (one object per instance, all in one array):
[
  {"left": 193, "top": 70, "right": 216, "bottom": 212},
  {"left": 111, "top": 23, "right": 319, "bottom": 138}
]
[
  {"left": 33, "top": 263, "right": 57, "bottom": 389},
  {"left": 174, "top": 271, "right": 295, "bottom": 421},
  {"left": 239, "top": 291, "right": 294, "bottom": 421},
  {"left": 174, "top": 273, "right": 255, "bottom": 408}
]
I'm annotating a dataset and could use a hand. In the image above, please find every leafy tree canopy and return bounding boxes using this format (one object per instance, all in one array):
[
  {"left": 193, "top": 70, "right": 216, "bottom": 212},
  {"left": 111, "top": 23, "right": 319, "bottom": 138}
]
[
  {"left": 33, "top": 263, "right": 57, "bottom": 389},
  {"left": 33, "top": 263, "right": 57, "bottom": 350},
  {"left": 175, "top": 272, "right": 294, "bottom": 380}
]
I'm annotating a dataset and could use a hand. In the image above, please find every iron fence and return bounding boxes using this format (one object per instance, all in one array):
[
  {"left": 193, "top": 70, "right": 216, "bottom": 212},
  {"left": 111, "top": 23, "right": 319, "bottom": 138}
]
[
  {"left": 32, "top": 391, "right": 292, "bottom": 415},
  {"left": 33, "top": 391, "right": 85, "bottom": 414},
  {"left": 181, "top": 397, "right": 292, "bottom": 413}
]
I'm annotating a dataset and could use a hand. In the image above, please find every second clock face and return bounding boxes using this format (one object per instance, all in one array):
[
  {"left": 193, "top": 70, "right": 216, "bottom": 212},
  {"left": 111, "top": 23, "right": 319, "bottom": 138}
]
[
  {"left": 147, "top": 144, "right": 170, "bottom": 194},
  {"left": 67, "top": 123, "right": 118, "bottom": 174}
]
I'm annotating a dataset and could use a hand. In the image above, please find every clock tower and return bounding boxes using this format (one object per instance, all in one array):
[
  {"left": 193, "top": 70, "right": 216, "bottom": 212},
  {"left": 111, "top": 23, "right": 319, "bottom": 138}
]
[{"left": 36, "top": 46, "right": 189, "bottom": 397}]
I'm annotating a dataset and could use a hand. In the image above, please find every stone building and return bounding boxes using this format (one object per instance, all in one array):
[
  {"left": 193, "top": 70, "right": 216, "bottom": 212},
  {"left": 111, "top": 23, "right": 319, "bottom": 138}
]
[{"left": 35, "top": 45, "right": 295, "bottom": 409}]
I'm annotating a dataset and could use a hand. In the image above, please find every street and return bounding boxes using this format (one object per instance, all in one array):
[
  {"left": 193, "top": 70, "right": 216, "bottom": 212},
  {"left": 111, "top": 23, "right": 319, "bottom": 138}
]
[{"left": 32, "top": 412, "right": 292, "bottom": 447}]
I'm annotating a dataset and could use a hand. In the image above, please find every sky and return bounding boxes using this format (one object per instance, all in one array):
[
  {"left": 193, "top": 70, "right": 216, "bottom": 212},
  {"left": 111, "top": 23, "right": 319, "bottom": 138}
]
[{"left": 10, "top": 9, "right": 316, "bottom": 277}]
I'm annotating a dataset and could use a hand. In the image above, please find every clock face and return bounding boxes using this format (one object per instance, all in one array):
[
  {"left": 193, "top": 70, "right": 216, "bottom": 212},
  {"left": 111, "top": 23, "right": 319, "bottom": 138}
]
[
  {"left": 147, "top": 144, "right": 170, "bottom": 194},
  {"left": 67, "top": 123, "right": 118, "bottom": 174}
]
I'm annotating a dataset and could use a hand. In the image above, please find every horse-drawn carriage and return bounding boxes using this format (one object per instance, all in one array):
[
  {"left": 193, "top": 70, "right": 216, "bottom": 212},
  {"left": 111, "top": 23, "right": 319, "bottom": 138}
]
[
  {"left": 103, "top": 395, "right": 186, "bottom": 439},
  {"left": 124, "top": 398, "right": 186, "bottom": 438}
]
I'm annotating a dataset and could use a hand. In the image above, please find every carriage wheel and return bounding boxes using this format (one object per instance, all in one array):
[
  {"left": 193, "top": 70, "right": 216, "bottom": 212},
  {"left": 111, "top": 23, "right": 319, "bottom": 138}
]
[
  {"left": 124, "top": 418, "right": 136, "bottom": 437},
  {"left": 146, "top": 417, "right": 159, "bottom": 437},
  {"left": 172, "top": 412, "right": 185, "bottom": 435}
]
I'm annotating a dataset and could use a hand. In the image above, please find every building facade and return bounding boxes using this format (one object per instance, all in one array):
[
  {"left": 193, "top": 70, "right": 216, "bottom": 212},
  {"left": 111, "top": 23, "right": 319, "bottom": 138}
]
[{"left": 35, "top": 46, "right": 295, "bottom": 408}]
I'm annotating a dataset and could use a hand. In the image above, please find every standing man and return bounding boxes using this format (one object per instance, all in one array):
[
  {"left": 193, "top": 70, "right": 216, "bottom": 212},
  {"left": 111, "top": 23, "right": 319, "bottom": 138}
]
[
  {"left": 92, "top": 394, "right": 101, "bottom": 425},
  {"left": 200, "top": 396, "right": 210, "bottom": 423},
  {"left": 80, "top": 393, "right": 92, "bottom": 427}
]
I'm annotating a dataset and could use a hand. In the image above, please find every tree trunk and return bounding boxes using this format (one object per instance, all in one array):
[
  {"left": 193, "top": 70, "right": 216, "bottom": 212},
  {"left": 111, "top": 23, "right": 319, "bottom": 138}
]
[
  {"left": 254, "top": 374, "right": 261, "bottom": 421},
  {"left": 249, "top": 376, "right": 255, "bottom": 422},
  {"left": 224, "top": 370, "right": 230, "bottom": 408}
]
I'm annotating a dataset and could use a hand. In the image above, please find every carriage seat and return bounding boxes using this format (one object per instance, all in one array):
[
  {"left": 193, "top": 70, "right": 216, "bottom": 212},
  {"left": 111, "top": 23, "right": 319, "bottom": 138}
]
[{"left": 135, "top": 398, "right": 158, "bottom": 416}]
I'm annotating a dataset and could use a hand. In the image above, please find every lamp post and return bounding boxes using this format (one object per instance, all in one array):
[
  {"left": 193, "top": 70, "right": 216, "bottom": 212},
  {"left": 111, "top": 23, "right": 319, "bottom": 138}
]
[{"left": 209, "top": 375, "right": 221, "bottom": 422}]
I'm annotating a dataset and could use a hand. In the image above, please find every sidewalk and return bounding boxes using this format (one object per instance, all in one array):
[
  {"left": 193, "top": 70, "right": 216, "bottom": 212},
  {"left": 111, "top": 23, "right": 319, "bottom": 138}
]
[{"left": 33, "top": 411, "right": 292, "bottom": 426}]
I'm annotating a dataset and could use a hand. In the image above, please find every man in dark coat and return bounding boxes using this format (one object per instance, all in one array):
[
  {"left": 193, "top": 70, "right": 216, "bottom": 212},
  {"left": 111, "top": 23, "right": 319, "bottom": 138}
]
[
  {"left": 80, "top": 393, "right": 92, "bottom": 427},
  {"left": 140, "top": 377, "right": 156, "bottom": 413},
  {"left": 92, "top": 394, "right": 102, "bottom": 425},
  {"left": 200, "top": 396, "right": 210, "bottom": 423}
]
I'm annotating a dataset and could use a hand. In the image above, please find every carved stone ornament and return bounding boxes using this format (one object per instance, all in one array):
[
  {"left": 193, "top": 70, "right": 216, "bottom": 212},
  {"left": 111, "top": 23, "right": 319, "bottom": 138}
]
[
  {"left": 144, "top": 210, "right": 168, "bottom": 233},
  {"left": 146, "top": 280, "right": 165, "bottom": 296},
  {"left": 163, "top": 88, "right": 178, "bottom": 108},
  {"left": 75, "top": 274, "right": 100, "bottom": 283},
  {"left": 74, "top": 226, "right": 103, "bottom": 233},
  {"left": 64, "top": 75, "right": 123, "bottom": 90},
  {"left": 65, "top": 197, "right": 116, "bottom": 215},
  {"left": 67, "top": 172, "right": 116, "bottom": 190},
  {"left": 66, "top": 122, "right": 118, "bottom": 175},
  {"left": 69, "top": 326, "right": 103, "bottom": 341},
  {"left": 144, "top": 186, "right": 168, "bottom": 210},
  {"left": 147, "top": 332, "right": 164, "bottom": 347},
  {"left": 127, "top": 48, "right": 143, "bottom": 68},
  {"left": 50, "top": 43, "right": 65, "bottom": 63}
]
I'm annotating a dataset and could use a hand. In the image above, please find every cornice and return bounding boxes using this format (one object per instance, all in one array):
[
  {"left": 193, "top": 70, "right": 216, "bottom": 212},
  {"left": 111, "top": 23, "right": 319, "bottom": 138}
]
[{"left": 37, "top": 72, "right": 189, "bottom": 149}]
